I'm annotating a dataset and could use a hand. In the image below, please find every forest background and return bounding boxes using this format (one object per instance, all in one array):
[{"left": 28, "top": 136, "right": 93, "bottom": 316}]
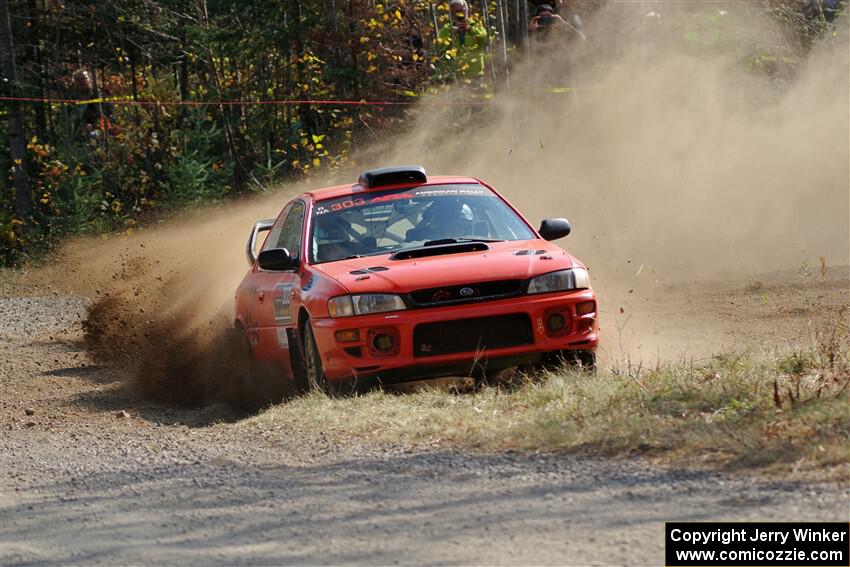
[{"left": 0, "top": 0, "right": 843, "bottom": 266}]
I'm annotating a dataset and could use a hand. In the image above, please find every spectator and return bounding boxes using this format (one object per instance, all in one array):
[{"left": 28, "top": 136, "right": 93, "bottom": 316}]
[
  {"left": 433, "top": 0, "right": 489, "bottom": 84},
  {"left": 528, "top": 3, "right": 585, "bottom": 40},
  {"left": 72, "top": 69, "right": 113, "bottom": 137},
  {"left": 804, "top": 0, "right": 840, "bottom": 22},
  {"left": 527, "top": 0, "right": 565, "bottom": 13}
]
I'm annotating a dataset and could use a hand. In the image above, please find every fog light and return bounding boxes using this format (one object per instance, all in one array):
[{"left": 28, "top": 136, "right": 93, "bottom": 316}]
[
  {"left": 547, "top": 313, "right": 566, "bottom": 332},
  {"left": 335, "top": 329, "right": 360, "bottom": 343},
  {"left": 576, "top": 301, "right": 595, "bottom": 315},
  {"left": 367, "top": 327, "right": 400, "bottom": 357},
  {"left": 373, "top": 333, "right": 394, "bottom": 352}
]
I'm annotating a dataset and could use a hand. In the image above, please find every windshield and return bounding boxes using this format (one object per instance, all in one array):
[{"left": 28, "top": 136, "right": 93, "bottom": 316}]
[{"left": 309, "top": 184, "right": 536, "bottom": 264}]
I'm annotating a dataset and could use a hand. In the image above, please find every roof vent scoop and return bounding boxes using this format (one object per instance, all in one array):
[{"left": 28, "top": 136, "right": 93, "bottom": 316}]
[{"left": 358, "top": 165, "right": 427, "bottom": 189}]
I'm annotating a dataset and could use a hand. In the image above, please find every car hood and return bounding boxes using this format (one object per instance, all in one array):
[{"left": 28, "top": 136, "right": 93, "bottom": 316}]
[{"left": 312, "top": 240, "right": 578, "bottom": 294}]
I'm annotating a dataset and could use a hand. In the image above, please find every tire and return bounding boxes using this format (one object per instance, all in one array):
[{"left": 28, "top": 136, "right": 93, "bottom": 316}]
[
  {"left": 302, "top": 320, "right": 359, "bottom": 396},
  {"left": 302, "top": 321, "right": 328, "bottom": 393}
]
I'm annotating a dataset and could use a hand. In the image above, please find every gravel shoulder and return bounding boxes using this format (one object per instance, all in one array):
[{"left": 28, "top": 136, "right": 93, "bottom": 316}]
[{"left": 1, "top": 271, "right": 849, "bottom": 566}]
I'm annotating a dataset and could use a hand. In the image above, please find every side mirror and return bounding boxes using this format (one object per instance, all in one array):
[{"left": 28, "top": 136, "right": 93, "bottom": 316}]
[
  {"left": 258, "top": 248, "right": 298, "bottom": 271},
  {"left": 538, "top": 218, "right": 571, "bottom": 241}
]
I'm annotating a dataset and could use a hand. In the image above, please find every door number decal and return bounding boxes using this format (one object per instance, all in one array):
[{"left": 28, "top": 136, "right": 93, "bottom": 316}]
[{"left": 273, "top": 283, "right": 294, "bottom": 323}]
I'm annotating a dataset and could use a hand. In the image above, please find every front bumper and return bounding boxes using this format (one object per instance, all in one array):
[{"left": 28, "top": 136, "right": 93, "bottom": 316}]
[{"left": 311, "top": 289, "right": 599, "bottom": 382}]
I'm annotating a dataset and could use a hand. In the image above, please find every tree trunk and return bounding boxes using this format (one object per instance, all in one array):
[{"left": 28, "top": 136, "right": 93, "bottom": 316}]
[
  {"left": 178, "top": 31, "right": 189, "bottom": 127},
  {"left": 27, "top": 0, "right": 47, "bottom": 140},
  {"left": 0, "top": 0, "right": 32, "bottom": 229}
]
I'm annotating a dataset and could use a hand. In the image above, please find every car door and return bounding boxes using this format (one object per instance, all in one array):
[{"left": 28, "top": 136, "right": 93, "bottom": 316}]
[{"left": 250, "top": 200, "right": 306, "bottom": 375}]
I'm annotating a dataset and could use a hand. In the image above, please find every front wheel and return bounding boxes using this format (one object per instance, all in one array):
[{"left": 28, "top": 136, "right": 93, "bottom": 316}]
[
  {"left": 301, "top": 320, "right": 360, "bottom": 396},
  {"left": 302, "top": 321, "right": 327, "bottom": 392}
]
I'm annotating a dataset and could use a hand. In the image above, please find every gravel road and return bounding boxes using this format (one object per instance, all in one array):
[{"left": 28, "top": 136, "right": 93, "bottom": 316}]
[{"left": 1, "top": 295, "right": 848, "bottom": 566}]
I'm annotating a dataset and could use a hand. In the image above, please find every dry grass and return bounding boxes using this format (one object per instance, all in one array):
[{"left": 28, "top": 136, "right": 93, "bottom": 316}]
[{"left": 253, "top": 321, "right": 848, "bottom": 480}]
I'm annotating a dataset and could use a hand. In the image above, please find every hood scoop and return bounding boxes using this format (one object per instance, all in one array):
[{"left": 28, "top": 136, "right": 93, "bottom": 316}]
[
  {"left": 390, "top": 242, "right": 489, "bottom": 261},
  {"left": 513, "top": 249, "right": 548, "bottom": 256}
]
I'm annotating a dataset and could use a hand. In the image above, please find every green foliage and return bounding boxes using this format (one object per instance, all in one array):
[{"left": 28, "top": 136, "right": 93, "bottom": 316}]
[
  {"left": 2, "top": 0, "right": 460, "bottom": 264},
  {"left": 161, "top": 113, "right": 233, "bottom": 204},
  {"left": 0, "top": 0, "right": 845, "bottom": 265}
]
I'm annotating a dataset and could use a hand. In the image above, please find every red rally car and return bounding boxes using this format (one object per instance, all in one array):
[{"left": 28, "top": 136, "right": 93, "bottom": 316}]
[{"left": 235, "top": 165, "right": 598, "bottom": 392}]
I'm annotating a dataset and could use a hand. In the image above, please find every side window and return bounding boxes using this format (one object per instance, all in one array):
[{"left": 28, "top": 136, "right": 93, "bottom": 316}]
[
  {"left": 262, "top": 203, "right": 291, "bottom": 253},
  {"left": 275, "top": 201, "right": 306, "bottom": 259}
]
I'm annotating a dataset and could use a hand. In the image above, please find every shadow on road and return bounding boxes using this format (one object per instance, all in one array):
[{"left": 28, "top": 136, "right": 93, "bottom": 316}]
[{"left": 3, "top": 446, "right": 831, "bottom": 566}]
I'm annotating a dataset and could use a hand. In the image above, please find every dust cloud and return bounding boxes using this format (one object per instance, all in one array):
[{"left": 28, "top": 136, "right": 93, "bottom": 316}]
[
  {"left": 370, "top": 2, "right": 849, "bottom": 362},
  {"left": 32, "top": 2, "right": 849, "bottom": 402},
  {"left": 53, "top": 197, "right": 300, "bottom": 407},
  {"left": 374, "top": 3, "right": 849, "bottom": 283}
]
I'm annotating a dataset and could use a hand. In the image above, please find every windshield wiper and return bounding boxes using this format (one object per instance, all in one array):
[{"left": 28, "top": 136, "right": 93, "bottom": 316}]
[
  {"left": 423, "top": 237, "right": 504, "bottom": 247},
  {"left": 342, "top": 251, "right": 393, "bottom": 260}
]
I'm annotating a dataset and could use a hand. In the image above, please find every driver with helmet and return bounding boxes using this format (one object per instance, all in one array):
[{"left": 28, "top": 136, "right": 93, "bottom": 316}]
[
  {"left": 406, "top": 198, "right": 476, "bottom": 242},
  {"left": 314, "top": 215, "right": 355, "bottom": 262}
]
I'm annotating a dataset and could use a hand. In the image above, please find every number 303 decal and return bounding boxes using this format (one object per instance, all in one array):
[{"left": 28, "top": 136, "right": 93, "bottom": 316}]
[{"left": 330, "top": 198, "right": 366, "bottom": 211}]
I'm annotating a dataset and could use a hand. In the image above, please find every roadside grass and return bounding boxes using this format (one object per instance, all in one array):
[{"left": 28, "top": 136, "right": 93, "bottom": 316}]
[{"left": 252, "top": 321, "right": 850, "bottom": 480}]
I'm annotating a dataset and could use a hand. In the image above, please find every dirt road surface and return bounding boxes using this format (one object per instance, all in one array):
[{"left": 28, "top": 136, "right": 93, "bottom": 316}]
[{"left": 2, "top": 268, "right": 849, "bottom": 565}]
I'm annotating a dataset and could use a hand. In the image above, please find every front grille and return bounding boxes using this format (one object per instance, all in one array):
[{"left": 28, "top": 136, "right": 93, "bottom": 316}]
[
  {"left": 408, "top": 280, "right": 523, "bottom": 307},
  {"left": 413, "top": 313, "right": 534, "bottom": 357}
]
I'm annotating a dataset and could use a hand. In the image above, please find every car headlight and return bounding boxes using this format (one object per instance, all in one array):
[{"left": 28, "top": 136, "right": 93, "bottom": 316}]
[
  {"left": 328, "top": 294, "right": 406, "bottom": 317},
  {"left": 527, "top": 268, "right": 590, "bottom": 294}
]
